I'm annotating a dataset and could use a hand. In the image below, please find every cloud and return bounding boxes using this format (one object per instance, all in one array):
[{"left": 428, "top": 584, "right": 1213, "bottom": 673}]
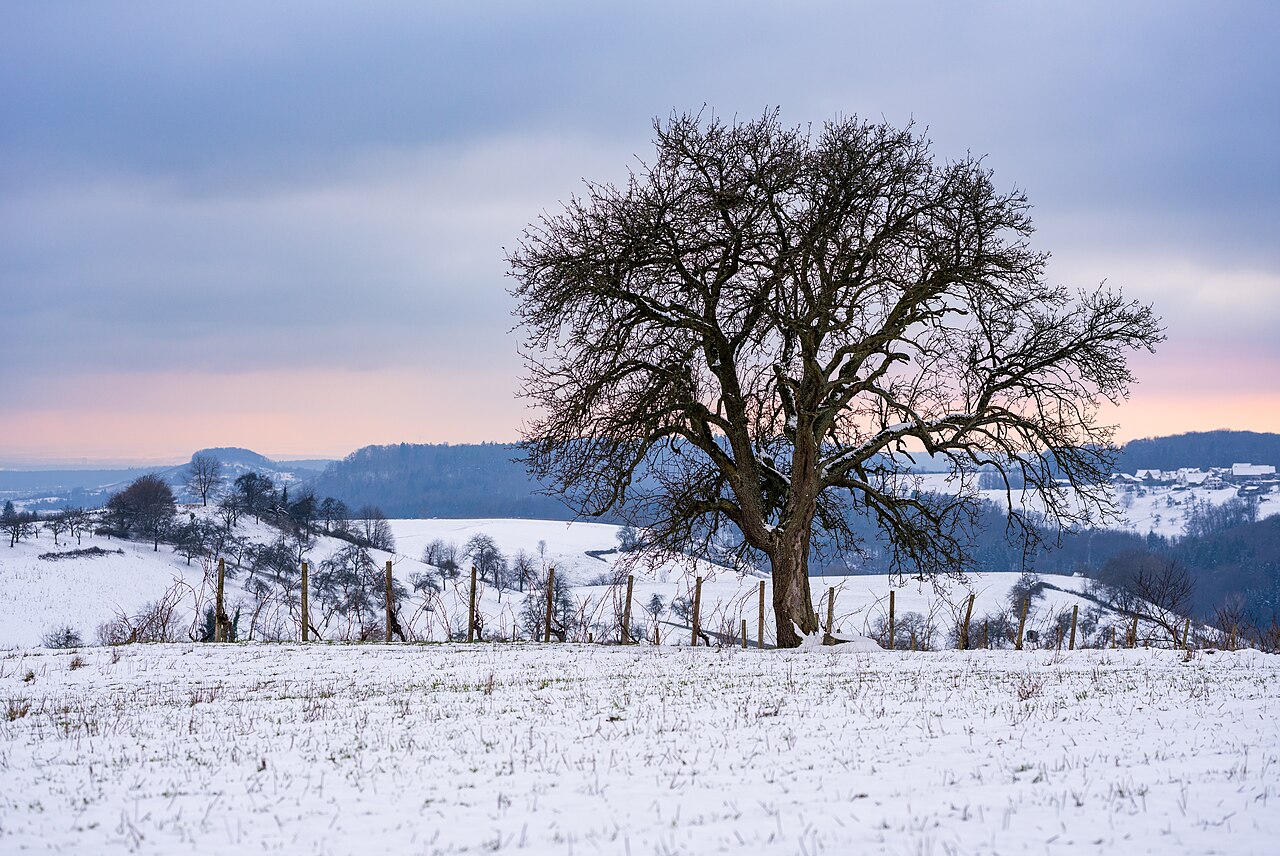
[
  {"left": 1, "top": 133, "right": 630, "bottom": 381},
  {"left": 1, "top": 0, "right": 1277, "bottom": 458}
]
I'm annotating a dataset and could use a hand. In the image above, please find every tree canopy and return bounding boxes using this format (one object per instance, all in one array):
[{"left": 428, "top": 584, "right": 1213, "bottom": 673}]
[{"left": 509, "top": 111, "right": 1162, "bottom": 647}]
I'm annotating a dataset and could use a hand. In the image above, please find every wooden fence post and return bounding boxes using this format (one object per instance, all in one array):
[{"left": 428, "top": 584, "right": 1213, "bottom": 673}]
[
  {"left": 467, "top": 566, "right": 478, "bottom": 642},
  {"left": 741, "top": 619, "right": 747, "bottom": 649},
  {"left": 1129, "top": 615, "right": 1139, "bottom": 648},
  {"left": 384, "top": 560, "right": 394, "bottom": 643},
  {"left": 654, "top": 622, "right": 660, "bottom": 646},
  {"left": 1015, "top": 598, "right": 1029, "bottom": 650},
  {"left": 888, "top": 589, "right": 896, "bottom": 650},
  {"left": 301, "top": 561, "right": 309, "bottom": 642},
  {"left": 757, "top": 580, "right": 766, "bottom": 649},
  {"left": 1182, "top": 617, "right": 1192, "bottom": 650},
  {"left": 1069, "top": 604, "right": 1079, "bottom": 650},
  {"left": 691, "top": 576, "right": 703, "bottom": 647},
  {"left": 215, "top": 557, "right": 228, "bottom": 642},
  {"left": 621, "top": 575, "right": 634, "bottom": 644},
  {"left": 544, "top": 568, "right": 555, "bottom": 643},
  {"left": 959, "top": 593, "right": 975, "bottom": 650},
  {"left": 824, "top": 586, "right": 836, "bottom": 645}
]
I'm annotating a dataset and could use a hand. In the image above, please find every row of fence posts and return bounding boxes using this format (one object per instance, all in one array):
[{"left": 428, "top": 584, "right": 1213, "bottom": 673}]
[{"left": 212, "top": 557, "right": 1189, "bottom": 650}]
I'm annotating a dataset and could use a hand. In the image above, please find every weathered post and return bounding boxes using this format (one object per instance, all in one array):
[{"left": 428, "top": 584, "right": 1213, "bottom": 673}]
[
  {"left": 888, "top": 589, "right": 896, "bottom": 650},
  {"left": 1129, "top": 615, "right": 1139, "bottom": 648},
  {"left": 544, "top": 568, "right": 555, "bottom": 643},
  {"left": 215, "top": 557, "right": 228, "bottom": 642},
  {"left": 467, "top": 566, "right": 478, "bottom": 642},
  {"left": 654, "top": 622, "right": 660, "bottom": 646},
  {"left": 691, "top": 576, "right": 703, "bottom": 647},
  {"left": 385, "top": 560, "right": 394, "bottom": 643},
  {"left": 1069, "top": 604, "right": 1079, "bottom": 650},
  {"left": 824, "top": 586, "right": 836, "bottom": 645},
  {"left": 741, "top": 618, "right": 748, "bottom": 649},
  {"left": 960, "top": 593, "right": 975, "bottom": 650},
  {"left": 757, "top": 580, "right": 766, "bottom": 649},
  {"left": 1015, "top": 598, "right": 1029, "bottom": 650},
  {"left": 300, "top": 561, "right": 310, "bottom": 642},
  {"left": 1181, "top": 617, "right": 1192, "bottom": 650},
  {"left": 621, "top": 575, "right": 635, "bottom": 644}
]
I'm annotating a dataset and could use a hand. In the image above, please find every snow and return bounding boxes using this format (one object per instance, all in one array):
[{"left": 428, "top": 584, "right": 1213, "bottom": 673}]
[
  {"left": 1, "top": 643, "right": 1275, "bottom": 854},
  {"left": 0, "top": 513, "right": 1146, "bottom": 650},
  {"left": 1232, "top": 463, "right": 1277, "bottom": 477},
  {"left": 390, "top": 517, "right": 628, "bottom": 584}
]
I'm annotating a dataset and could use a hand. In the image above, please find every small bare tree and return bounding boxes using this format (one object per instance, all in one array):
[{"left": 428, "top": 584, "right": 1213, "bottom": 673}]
[
  {"left": 1098, "top": 552, "right": 1196, "bottom": 644},
  {"left": 509, "top": 110, "right": 1163, "bottom": 646},
  {"left": 63, "top": 507, "right": 90, "bottom": 545},
  {"left": 182, "top": 453, "right": 225, "bottom": 506},
  {"left": 44, "top": 512, "right": 69, "bottom": 547}
]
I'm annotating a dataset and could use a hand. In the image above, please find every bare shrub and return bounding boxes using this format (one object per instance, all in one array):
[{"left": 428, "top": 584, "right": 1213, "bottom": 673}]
[
  {"left": 41, "top": 625, "right": 83, "bottom": 649},
  {"left": 96, "top": 587, "right": 184, "bottom": 644}
]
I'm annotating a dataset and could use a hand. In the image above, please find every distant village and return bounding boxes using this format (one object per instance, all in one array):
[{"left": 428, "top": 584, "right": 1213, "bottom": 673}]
[{"left": 1114, "top": 462, "right": 1278, "bottom": 498}]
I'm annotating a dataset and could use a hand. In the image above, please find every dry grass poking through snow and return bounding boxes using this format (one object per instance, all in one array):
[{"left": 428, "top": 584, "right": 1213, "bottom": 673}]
[{"left": 0, "top": 644, "right": 1277, "bottom": 855}]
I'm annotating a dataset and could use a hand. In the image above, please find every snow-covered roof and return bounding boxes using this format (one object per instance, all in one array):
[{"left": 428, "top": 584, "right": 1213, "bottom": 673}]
[{"left": 1232, "top": 463, "right": 1276, "bottom": 477}]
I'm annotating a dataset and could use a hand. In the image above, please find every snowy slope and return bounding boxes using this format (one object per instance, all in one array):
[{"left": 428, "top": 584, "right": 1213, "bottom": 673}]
[
  {"left": 2, "top": 513, "right": 1138, "bottom": 649},
  {"left": 0, "top": 511, "right": 434, "bottom": 649}
]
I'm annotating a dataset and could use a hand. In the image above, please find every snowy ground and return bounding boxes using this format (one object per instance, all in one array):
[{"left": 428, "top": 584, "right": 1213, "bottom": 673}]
[
  {"left": 0, "top": 514, "right": 1120, "bottom": 650},
  {"left": 909, "top": 473, "right": 1280, "bottom": 539},
  {"left": 1, "top": 644, "right": 1276, "bottom": 855}
]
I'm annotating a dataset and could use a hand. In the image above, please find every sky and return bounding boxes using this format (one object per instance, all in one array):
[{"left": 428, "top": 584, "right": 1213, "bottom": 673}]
[{"left": 2, "top": 1, "right": 1278, "bottom": 465}]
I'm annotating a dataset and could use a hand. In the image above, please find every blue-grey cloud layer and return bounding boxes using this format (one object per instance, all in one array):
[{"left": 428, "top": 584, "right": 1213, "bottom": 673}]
[{"left": 2, "top": 1, "right": 1278, "bottom": 412}]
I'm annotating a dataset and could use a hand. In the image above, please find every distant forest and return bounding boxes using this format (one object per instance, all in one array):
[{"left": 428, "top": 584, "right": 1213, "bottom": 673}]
[
  {"left": 308, "top": 443, "right": 588, "bottom": 521},
  {"left": 310, "top": 431, "right": 1280, "bottom": 519},
  {"left": 1116, "top": 430, "right": 1280, "bottom": 472}
]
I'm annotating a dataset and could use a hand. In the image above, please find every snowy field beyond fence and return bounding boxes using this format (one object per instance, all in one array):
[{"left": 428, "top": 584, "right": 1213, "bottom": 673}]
[{"left": 2, "top": 644, "right": 1276, "bottom": 855}]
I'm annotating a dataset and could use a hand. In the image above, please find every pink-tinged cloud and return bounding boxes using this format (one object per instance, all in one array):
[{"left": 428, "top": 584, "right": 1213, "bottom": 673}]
[{"left": 0, "top": 368, "right": 526, "bottom": 464}]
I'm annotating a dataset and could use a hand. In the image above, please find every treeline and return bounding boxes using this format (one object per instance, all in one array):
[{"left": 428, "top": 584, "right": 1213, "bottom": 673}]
[
  {"left": 309, "top": 443, "right": 592, "bottom": 520},
  {"left": 1117, "top": 430, "right": 1280, "bottom": 472}
]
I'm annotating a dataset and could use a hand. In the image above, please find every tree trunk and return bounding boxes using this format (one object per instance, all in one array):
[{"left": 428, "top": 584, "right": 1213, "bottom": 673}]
[{"left": 770, "top": 527, "right": 818, "bottom": 648}]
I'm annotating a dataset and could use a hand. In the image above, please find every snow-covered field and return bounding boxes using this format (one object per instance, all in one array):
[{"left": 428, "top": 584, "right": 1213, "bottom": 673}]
[
  {"left": 0, "top": 514, "right": 1117, "bottom": 650},
  {"left": 1, "top": 643, "right": 1276, "bottom": 854}
]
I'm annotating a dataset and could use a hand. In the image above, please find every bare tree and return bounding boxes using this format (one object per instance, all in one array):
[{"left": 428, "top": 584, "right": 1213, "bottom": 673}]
[
  {"left": 2, "top": 501, "right": 37, "bottom": 548},
  {"left": 63, "top": 507, "right": 90, "bottom": 545},
  {"left": 464, "top": 532, "right": 506, "bottom": 586},
  {"left": 216, "top": 493, "right": 243, "bottom": 531},
  {"left": 509, "top": 111, "right": 1163, "bottom": 646},
  {"left": 44, "top": 511, "right": 69, "bottom": 547},
  {"left": 1099, "top": 552, "right": 1196, "bottom": 644},
  {"left": 511, "top": 549, "right": 537, "bottom": 592},
  {"left": 182, "top": 453, "right": 225, "bottom": 506},
  {"left": 106, "top": 475, "right": 177, "bottom": 551},
  {"left": 421, "top": 538, "right": 461, "bottom": 579},
  {"left": 353, "top": 505, "right": 395, "bottom": 552}
]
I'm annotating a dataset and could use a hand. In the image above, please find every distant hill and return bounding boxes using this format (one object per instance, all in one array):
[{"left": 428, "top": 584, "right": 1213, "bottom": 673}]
[
  {"left": 157, "top": 447, "right": 331, "bottom": 504},
  {"left": 308, "top": 443, "right": 583, "bottom": 520},
  {"left": 1, "top": 448, "right": 335, "bottom": 511},
  {"left": 1117, "top": 431, "right": 1280, "bottom": 473}
]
